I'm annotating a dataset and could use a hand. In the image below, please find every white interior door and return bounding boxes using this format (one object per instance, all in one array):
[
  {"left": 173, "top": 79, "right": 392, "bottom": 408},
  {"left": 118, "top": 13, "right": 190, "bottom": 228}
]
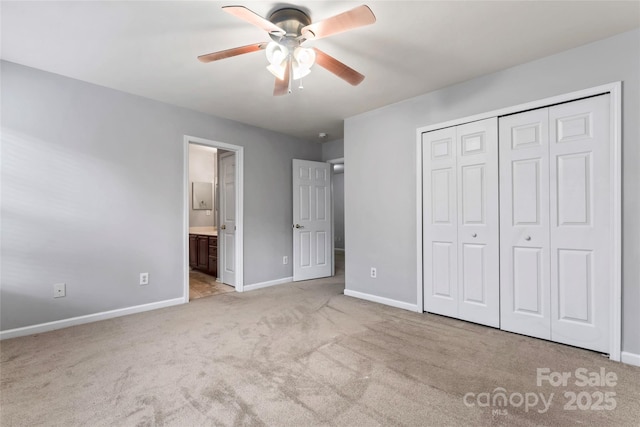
[
  {"left": 423, "top": 127, "right": 458, "bottom": 318},
  {"left": 293, "top": 159, "right": 332, "bottom": 281},
  {"left": 423, "top": 118, "right": 499, "bottom": 327},
  {"left": 220, "top": 152, "right": 236, "bottom": 287},
  {"left": 456, "top": 118, "right": 500, "bottom": 327},
  {"left": 499, "top": 108, "right": 551, "bottom": 339},
  {"left": 549, "top": 95, "right": 610, "bottom": 352}
]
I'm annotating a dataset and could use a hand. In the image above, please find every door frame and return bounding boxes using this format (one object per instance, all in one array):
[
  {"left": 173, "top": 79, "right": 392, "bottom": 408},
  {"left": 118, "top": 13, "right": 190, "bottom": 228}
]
[
  {"left": 184, "top": 136, "right": 245, "bottom": 298},
  {"left": 327, "top": 157, "right": 344, "bottom": 277},
  {"left": 415, "top": 82, "right": 622, "bottom": 361}
]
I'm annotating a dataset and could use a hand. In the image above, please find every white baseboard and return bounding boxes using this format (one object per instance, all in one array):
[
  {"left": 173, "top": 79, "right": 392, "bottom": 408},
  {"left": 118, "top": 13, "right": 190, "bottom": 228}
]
[
  {"left": 621, "top": 351, "right": 640, "bottom": 367},
  {"left": 244, "top": 276, "right": 293, "bottom": 292},
  {"left": 344, "top": 289, "right": 418, "bottom": 312},
  {"left": 0, "top": 298, "right": 184, "bottom": 340}
]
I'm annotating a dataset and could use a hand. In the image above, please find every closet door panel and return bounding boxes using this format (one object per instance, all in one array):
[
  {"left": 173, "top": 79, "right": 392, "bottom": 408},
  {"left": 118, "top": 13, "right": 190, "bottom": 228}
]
[
  {"left": 432, "top": 242, "right": 455, "bottom": 300},
  {"left": 512, "top": 159, "right": 541, "bottom": 224},
  {"left": 513, "top": 247, "right": 543, "bottom": 314},
  {"left": 549, "top": 95, "right": 610, "bottom": 353},
  {"left": 462, "top": 243, "right": 487, "bottom": 304},
  {"left": 499, "top": 109, "right": 551, "bottom": 339},
  {"left": 456, "top": 118, "right": 499, "bottom": 327},
  {"left": 423, "top": 127, "right": 458, "bottom": 318}
]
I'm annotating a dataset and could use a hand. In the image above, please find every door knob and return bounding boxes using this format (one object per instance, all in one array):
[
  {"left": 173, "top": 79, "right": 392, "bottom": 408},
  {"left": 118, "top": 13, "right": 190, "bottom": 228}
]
[
  {"left": 525, "top": 236, "right": 531, "bottom": 241},
  {"left": 221, "top": 225, "right": 226, "bottom": 230},
  {"left": 294, "top": 224, "right": 304, "bottom": 229},
  {"left": 471, "top": 233, "right": 477, "bottom": 238}
]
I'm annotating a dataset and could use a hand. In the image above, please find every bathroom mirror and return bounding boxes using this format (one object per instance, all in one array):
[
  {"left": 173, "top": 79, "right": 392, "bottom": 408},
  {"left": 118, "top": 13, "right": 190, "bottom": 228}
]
[{"left": 192, "top": 182, "right": 213, "bottom": 210}]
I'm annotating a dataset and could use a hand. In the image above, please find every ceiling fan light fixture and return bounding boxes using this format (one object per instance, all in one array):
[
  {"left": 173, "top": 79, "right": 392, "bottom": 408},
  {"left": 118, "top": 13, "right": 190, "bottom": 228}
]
[
  {"left": 292, "top": 66, "right": 311, "bottom": 81},
  {"left": 294, "top": 47, "right": 316, "bottom": 69},
  {"left": 266, "top": 41, "right": 288, "bottom": 66},
  {"left": 267, "top": 44, "right": 315, "bottom": 82},
  {"left": 291, "top": 47, "right": 315, "bottom": 81},
  {"left": 266, "top": 63, "right": 286, "bottom": 80}
]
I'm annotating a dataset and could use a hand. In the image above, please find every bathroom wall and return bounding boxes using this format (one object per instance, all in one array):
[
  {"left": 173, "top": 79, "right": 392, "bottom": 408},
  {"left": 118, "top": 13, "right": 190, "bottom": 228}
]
[{"left": 189, "top": 144, "right": 216, "bottom": 228}]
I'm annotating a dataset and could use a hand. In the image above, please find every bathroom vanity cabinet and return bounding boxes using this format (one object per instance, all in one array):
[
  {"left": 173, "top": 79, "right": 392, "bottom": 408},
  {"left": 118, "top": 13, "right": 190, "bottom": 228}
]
[{"left": 189, "top": 233, "right": 217, "bottom": 277}]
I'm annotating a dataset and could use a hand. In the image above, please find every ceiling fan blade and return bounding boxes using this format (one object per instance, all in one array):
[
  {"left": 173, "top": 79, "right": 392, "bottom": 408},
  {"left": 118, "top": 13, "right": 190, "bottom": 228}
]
[
  {"left": 273, "top": 78, "right": 287, "bottom": 96},
  {"left": 273, "top": 58, "right": 292, "bottom": 96},
  {"left": 313, "top": 48, "right": 365, "bottom": 86},
  {"left": 301, "top": 5, "right": 376, "bottom": 40},
  {"left": 198, "top": 43, "right": 267, "bottom": 63},
  {"left": 222, "top": 6, "right": 285, "bottom": 36}
]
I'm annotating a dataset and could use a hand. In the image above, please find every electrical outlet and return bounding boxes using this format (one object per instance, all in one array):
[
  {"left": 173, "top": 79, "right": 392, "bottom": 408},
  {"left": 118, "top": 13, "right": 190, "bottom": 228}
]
[
  {"left": 283, "top": 256, "right": 288, "bottom": 265},
  {"left": 140, "top": 273, "right": 149, "bottom": 286},
  {"left": 53, "top": 283, "right": 66, "bottom": 298},
  {"left": 370, "top": 268, "right": 377, "bottom": 278},
  {"left": 206, "top": 210, "right": 211, "bottom": 216}
]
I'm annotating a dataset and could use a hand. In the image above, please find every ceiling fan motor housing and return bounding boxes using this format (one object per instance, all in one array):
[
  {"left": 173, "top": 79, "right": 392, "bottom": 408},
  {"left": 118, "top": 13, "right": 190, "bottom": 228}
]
[{"left": 268, "top": 8, "right": 312, "bottom": 40}]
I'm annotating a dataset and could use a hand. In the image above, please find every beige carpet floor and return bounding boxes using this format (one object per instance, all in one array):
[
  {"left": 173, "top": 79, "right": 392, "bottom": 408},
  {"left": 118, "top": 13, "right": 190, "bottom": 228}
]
[{"left": 1, "top": 253, "right": 639, "bottom": 426}]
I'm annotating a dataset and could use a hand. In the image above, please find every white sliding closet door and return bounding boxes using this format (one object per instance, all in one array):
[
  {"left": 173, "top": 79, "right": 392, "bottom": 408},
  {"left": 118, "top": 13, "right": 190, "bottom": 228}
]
[
  {"left": 423, "top": 127, "right": 458, "bottom": 319},
  {"left": 549, "top": 96, "right": 611, "bottom": 352},
  {"left": 456, "top": 120, "right": 500, "bottom": 327},
  {"left": 500, "top": 95, "right": 611, "bottom": 353},
  {"left": 423, "top": 118, "right": 499, "bottom": 327},
  {"left": 500, "top": 109, "right": 551, "bottom": 339}
]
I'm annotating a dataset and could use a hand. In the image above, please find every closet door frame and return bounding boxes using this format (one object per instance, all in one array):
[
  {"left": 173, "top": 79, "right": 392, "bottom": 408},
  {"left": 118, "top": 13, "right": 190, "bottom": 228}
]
[{"left": 416, "top": 82, "right": 622, "bottom": 361}]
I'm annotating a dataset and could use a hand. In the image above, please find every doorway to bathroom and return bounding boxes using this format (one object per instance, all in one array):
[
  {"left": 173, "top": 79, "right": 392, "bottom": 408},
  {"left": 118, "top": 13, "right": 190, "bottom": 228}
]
[{"left": 184, "top": 136, "right": 244, "bottom": 302}]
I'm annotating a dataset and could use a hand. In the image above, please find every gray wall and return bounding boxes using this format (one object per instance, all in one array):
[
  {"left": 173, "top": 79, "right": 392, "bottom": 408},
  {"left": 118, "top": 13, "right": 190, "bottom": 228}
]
[
  {"left": 344, "top": 29, "right": 640, "bottom": 355},
  {"left": 188, "top": 145, "right": 216, "bottom": 228},
  {"left": 1, "top": 61, "right": 321, "bottom": 331},
  {"left": 321, "top": 138, "right": 344, "bottom": 161}
]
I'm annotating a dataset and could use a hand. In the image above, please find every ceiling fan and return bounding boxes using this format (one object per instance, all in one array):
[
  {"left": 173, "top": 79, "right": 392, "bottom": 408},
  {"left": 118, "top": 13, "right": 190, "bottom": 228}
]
[{"left": 198, "top": 4, "right": 376, "bottom": 96}]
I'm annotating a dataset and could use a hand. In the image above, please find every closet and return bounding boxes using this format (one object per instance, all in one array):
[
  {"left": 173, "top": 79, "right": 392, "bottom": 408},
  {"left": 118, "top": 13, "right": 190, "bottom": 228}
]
[{"left": 422, "top": 94, "right": 612, "bottom": 353}]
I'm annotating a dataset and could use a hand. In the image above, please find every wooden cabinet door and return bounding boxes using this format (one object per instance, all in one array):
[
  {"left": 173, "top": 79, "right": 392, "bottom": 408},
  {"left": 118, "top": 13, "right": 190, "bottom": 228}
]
[
  {"left": 197, "top": 236, "right": 208, "bottom": 270},
  {"left": 189, "top": 235, "right": 197, "bottom": 268},
  {"left": 208, "top": 256, "right": 217, "bottom": 277},
  {"left": 208, "top": 237, "right": 218, "bottom": 276}
]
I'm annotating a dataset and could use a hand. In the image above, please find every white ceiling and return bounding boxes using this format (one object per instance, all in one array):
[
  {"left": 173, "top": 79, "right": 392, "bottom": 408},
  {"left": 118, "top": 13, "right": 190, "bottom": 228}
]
[{"left": 2, "top": 1, "right": 639, "bottom": 142}]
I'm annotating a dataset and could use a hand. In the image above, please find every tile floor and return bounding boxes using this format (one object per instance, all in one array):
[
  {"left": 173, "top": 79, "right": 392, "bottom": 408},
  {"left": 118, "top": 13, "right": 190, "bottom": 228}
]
[
  {"left": 189, "top": 250, "right": 345, "bottom": 301},
  {"left": 188, "top": 270, "right": 235, "bottom": 301}
]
